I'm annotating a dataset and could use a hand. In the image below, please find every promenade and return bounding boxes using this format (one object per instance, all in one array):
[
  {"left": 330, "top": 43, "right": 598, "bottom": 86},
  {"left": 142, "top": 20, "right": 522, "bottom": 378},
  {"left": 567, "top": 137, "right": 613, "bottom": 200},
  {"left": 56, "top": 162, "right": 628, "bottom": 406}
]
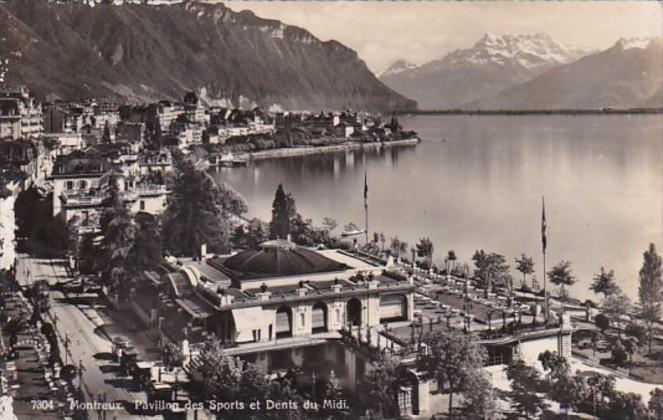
[{"left": 14, "top": 255, "right": 160, "bottom": 420}]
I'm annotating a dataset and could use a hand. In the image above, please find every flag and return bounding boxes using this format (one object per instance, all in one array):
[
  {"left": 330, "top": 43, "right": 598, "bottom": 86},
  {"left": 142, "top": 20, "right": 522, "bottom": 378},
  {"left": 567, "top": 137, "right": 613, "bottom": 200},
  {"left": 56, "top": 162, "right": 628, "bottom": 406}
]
[
  {"left": 364, "top": 169, "right": 368, "bottom": 208},
  {"left": 541, "top": 196, "right": 547, "bottom": 253}
]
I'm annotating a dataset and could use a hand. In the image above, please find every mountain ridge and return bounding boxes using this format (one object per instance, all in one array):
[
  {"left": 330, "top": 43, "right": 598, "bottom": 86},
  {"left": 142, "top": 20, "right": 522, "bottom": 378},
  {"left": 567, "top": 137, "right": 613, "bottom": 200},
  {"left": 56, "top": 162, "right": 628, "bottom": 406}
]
[
  {"left": 379, "top": 33, "right": 591, "bottom": 110},
  {"left": 471, "top": 37, "right": 663, "bottom": 110},
  {"left": 0, "top": 0, "right": 416, "bottom": 112}
]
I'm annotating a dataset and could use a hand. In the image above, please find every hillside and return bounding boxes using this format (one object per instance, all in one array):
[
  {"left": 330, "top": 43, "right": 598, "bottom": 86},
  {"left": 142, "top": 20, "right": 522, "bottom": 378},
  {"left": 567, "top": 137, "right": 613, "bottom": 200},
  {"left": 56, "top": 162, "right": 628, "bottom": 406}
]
[
  {"left": 472, "top": 38, "right": 663, "bottom": 110},
  {"left": 379, "top": 33, "right": 590, "bottom": 110},
  {"left": 0, "top": 0, "right": 416, "bottom": 112}
]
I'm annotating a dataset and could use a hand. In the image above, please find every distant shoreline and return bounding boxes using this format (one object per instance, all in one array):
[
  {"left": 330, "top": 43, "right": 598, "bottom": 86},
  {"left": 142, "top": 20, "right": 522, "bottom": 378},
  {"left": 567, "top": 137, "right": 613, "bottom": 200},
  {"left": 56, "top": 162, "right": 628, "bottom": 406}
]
[
  {"left": 397, "top": 108, "right": 663, "bottom": 116},
  {"left": 248, "top": 137, "right": 421, "bottom": 160}
]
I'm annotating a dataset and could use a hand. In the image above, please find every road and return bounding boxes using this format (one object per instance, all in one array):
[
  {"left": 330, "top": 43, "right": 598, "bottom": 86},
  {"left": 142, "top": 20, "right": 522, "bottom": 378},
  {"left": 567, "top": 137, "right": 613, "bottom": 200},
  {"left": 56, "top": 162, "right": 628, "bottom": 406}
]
[{"left": 15, "top": 255, "right": 158, "bottom": 420}]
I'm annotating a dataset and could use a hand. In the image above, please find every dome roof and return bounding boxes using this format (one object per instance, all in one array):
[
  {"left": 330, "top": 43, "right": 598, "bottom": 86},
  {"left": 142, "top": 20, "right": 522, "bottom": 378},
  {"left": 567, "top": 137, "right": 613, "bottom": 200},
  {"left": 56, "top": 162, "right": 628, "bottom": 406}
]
[{"left": 222, "top": 240, "right": 349, "bottom": 280}]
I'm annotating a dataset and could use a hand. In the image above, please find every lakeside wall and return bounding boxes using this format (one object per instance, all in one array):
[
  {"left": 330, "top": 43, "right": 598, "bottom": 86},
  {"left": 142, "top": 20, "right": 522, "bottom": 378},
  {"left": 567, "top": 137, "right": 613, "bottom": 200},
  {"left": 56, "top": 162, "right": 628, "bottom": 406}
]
[{"left": 248, "top": 137, "right": 420, "bottom": 160}]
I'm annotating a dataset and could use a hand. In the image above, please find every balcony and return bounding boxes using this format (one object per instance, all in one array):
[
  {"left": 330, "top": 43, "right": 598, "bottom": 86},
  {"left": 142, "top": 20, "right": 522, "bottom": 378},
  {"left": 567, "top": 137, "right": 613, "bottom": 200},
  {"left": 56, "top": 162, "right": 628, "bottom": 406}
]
[
  {"left": 61, "top": 191, "right": 105, "bottom": 207},
  {"left": 133, "top": 184, "right": 169, "bottom": 197}
]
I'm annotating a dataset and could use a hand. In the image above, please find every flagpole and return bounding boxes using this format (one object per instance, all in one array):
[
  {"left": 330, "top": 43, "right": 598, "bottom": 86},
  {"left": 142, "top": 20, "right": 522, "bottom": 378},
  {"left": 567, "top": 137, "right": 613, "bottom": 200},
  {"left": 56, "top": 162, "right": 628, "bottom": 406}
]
[
  {"left": 364, "top": 169, "right": 369, "bottom": 245},
  {"left": 542, "top": 196, "right": 548, "bottom": 325}
]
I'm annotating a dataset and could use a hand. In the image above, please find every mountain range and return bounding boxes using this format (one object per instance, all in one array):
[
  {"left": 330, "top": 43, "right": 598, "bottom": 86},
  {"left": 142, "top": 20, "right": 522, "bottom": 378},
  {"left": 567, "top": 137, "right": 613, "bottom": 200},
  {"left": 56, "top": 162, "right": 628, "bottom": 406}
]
[
  {"left": 0, "top": 0, "right": 415, "bottom": 112},
  {"left": 380, "top": 33, "right": 663, "bottom": 110}
]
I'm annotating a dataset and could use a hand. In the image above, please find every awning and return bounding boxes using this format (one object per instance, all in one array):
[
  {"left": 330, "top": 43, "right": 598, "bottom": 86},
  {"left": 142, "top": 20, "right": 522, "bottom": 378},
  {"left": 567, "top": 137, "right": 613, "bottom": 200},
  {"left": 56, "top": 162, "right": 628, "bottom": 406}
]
[
  {"left": 232, "top": 307, "right": 267, "bottom": 343},
  {"left": 176, "top": 297, "right": 214, "bottom": 319}
]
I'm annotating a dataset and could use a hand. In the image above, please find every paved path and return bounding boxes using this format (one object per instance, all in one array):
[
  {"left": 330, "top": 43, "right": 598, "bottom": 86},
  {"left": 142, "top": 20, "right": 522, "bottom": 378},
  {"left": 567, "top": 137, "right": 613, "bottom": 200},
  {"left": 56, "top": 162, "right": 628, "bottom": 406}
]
[
  {"left": 570, "top": 357, "right": 662, "bottom": 404},
  {"left": 15, "top": 256, "right": 158, "bottom": 420}
]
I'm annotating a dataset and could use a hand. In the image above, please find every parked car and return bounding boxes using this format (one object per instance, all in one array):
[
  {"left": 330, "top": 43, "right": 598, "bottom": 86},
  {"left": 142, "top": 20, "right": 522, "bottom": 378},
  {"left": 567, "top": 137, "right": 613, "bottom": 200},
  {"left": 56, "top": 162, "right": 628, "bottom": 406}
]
[
  {"left": 577, "top": 339, "right": 592, "bottom": 349},
  {"left": 596, "top": 340, "right": 610, "bottom": 352}
]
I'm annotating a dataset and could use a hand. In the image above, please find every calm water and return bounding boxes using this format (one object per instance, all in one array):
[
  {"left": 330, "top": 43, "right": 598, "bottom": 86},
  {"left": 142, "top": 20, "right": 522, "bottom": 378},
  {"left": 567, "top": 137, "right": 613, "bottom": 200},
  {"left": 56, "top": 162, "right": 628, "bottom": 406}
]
[
  {"left": 212, "top": 115, "right": 663, "bottom": 301},
  {"left": 241, "top": 341, "right": 368, "bottom": 391}
]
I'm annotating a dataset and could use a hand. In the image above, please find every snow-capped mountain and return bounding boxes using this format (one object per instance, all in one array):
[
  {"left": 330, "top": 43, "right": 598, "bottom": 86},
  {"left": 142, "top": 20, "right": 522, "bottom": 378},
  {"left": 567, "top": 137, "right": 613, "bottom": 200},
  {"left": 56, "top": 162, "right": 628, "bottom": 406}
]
[
  {"left": 379, "top": 33, "right": 595, "bottom": 109},
  {"left": 379, "top": 60, "right": 419, "bottom": 78},
  {"left": 472, "top": 37, "right": 663, "bottom": 110},
  {"left": 443, "top": 33, "right": 590, "bottom": 71}
]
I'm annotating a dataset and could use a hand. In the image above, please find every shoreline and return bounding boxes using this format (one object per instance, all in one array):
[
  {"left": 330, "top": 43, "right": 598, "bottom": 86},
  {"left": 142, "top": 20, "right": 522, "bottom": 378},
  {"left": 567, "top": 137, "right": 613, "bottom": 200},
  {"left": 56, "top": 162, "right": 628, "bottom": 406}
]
[
  {"left": 247, "top": 137, "right": 420, "bottom": 160},
  {"left": 398, "top": 108, "right": 663, "bottom": 116}
]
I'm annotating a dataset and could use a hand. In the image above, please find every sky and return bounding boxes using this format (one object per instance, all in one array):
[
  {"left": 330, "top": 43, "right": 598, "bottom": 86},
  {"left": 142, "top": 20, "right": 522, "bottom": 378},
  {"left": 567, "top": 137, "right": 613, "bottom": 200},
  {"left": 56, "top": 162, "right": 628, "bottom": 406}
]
[{"left": 220, "top": 1, "right": 663, "bottom": 74}]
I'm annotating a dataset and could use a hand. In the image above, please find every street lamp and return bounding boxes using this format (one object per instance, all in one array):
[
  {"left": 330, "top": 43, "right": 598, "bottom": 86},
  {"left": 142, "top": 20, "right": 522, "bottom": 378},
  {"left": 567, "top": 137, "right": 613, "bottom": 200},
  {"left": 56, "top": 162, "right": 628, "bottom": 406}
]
[
  {"left": 77, "top": 359, "right": 85, "bottom": 391},
  {"left": 64, "top": 334, "right": 71, "bottom": 366}
]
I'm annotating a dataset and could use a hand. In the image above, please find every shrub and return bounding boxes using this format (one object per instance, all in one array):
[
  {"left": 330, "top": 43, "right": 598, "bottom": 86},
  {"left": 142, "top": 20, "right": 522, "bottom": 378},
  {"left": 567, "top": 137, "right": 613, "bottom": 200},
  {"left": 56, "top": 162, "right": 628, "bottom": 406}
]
[
  {"left": 624, "top": 322, "right": 647, "bottom": 344},
  {"left": 611, "top": 342, "right": 627, "bottom": 365},
  {"left": 595, "top": 313, "right": 610, "bottom": 332}
]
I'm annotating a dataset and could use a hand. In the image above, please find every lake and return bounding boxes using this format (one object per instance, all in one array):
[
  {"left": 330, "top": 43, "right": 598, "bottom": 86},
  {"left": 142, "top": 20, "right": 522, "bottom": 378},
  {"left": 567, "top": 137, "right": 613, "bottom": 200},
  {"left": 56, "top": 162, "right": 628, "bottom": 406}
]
[{"left": 211, "top": 115, "right": 663, "bottom": 302}]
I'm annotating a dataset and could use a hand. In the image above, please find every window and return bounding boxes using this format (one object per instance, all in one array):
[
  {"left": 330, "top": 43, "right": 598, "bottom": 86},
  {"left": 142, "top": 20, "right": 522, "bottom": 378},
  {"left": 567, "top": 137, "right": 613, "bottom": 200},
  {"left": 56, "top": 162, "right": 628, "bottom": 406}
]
[
  {"left": 78, "top": 180, "right": 87, "bottom": 190},
  {"left": 65, "top": 181, "right": 73, "bottom": 190},
  {"left": 300, "top": 313, "right": 305, "bottom": 327},
  {"left": 139, "top": 200, "right": 145, "bottom": 211},
  {"left": 335, "top": 308, "right": 341, "bottom": 323}
]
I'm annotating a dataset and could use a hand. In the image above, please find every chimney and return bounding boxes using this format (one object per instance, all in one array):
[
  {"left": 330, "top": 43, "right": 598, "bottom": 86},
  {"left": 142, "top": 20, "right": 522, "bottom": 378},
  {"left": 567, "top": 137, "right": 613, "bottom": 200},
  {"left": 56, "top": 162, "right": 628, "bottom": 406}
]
[
  {"left": 201, "top": 243, "right": 207, "bottom": 259},
  {"left": 286, "top": 234, "right": 292, "bottom": 242}
]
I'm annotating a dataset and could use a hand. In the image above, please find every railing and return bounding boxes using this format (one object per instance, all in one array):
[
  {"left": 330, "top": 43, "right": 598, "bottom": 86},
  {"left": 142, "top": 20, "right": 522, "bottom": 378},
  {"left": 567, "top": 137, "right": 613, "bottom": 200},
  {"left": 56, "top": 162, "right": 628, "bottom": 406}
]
[
  {"left": 133, "top": 184, "right": 168, "bottom": 195},
  {"left": 61, "top": 192, "right": 104, "bottom": 206}
]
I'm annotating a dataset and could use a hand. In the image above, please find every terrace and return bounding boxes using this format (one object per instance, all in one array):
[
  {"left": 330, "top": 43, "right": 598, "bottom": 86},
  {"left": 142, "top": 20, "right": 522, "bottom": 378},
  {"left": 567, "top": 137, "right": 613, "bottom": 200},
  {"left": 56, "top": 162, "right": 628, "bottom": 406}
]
[{"left": 384, "top": 271, "right": 562, "bottom": 348}]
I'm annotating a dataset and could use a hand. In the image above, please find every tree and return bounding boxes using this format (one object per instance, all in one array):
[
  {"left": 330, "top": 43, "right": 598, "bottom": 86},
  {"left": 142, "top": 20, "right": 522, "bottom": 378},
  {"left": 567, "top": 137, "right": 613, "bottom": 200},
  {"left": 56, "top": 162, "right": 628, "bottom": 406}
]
[
  {"left": 213, "top": 181, "right": 248, "bottom": 217},
  {"left": 98, "top": 191, "right": 136, "bottom": 301},
  {"left": 102, "top": 121, "right": 111, "bottom": 143},
  {"left": 624, "top": 322, "right": 647, "bottom": 346},
  {"left": 638, "top": 243, "right": 662, "bottom": 354},
  {"left": 447, "top": 250, "right": 458, "bottom": 272},
  {"left": 416, "top": 237, "right": 434, "bottom": 266},
  {"left": 590, "top": 267, "right": 620, "bottom": 299},
  {"left": 459, "top": 372, "right": 498, "bottom": 420},
  {"left": 605, "top": 391, "right": 649, "bottom": 420},
  {"left": 188, "top": 335, "right": 295, "bottom": 420},
  {"left": 538, "top": 350, "right": 569, "bottom": 384},
  {"left": 595, "top": 313, "right": 610, "bottom": 334},
  {"left": 505, "top": 360, "right": 548, "bottom": 418},
  {"left": 650, "top": 388, "right": 663, "bottom": 420},
  {"left": 416, "top": 330, "right": 487, "bottom": 417},
  {"left": 77, "top": 233, "right": 98, "bottom": 274},
  {"left": 622, "top": 337, "right": 638, "bottom": 373},
  {"left": 603, "top": 291, "right": 632, "bottom": 338},
  {"left": 162, "top": 160, "right": 229, "bottom": 257},
  {"left": 611, "top": 341, "right": 628, "bottom": 365},
  {"left": 355, "top": 356, "right": 402, "bottom": 419},
  {"left": 547, "top": 261, "right": 576, "bottom": 302},
  {"left": 322, "top": 217, "right": 338, "bottom": 237},
  {"left": 584, "top": 372, "right": 615, "bottom": 417},
  {"left": 514, "top": 254, "right": 535, "bottom": 289},
  {"left": 379, "top": 232, "right": 386, "bottom": 253},
  {"left": 536, "top": 351, "right": 582, "bottom": 414},
  {"left": 159, "top": 340, "right": 184, "bottom": 370},
  {"left": 153, "top": 118, "right": 163, "bottom": 148},
  {"left": 132, "top": 212, "right": 162, "bottom": 273},
  {"left": 245, "top": 218, "right": 269, "bottom": 249},
  {"left": 269, "top": 184, "right": 296, "bottom": 239},
  {"left": 389, "top": 236, "right": 408, "bottom": 260},
  {"left": 318, "top": 371, "right": 348, "bottom": 419},
  {"left": 472, "top": 250, "right": 510, "bottom": 297}
]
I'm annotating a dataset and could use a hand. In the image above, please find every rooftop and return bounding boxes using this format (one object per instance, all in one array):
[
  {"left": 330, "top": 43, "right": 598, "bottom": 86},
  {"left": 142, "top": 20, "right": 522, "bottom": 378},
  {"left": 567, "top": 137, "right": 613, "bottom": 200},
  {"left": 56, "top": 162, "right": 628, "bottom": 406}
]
[{"left": 217, "top": 240, "right": 351, "bottom": 281}]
